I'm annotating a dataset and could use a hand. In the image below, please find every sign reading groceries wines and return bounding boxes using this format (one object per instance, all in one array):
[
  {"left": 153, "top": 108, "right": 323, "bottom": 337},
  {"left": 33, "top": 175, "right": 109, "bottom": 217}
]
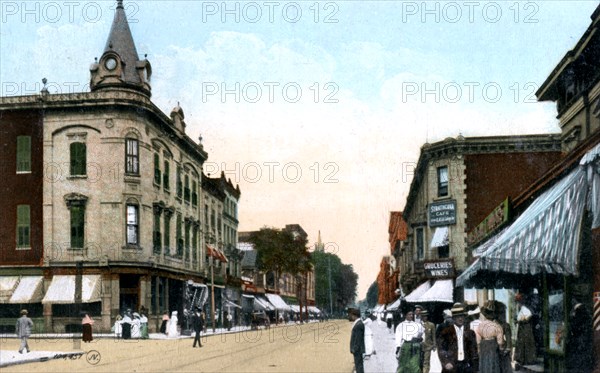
[{"left": 424, "top": 259, "right": 455, "bottom": 278}]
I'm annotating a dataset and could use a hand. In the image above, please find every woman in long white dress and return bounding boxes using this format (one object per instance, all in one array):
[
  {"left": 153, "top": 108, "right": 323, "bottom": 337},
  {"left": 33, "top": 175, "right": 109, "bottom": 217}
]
[
  {"left": 364, "top": 314, "right": 375, "bottom": 358},
  {"left": 112, "top": 315, "right": 122, "bottom": 338},
  {"left": 131, "top": 312, "right": 141, "bottom": 338},
  {"left": 167, "top": 311, "right": 179, "bottom": 338}
]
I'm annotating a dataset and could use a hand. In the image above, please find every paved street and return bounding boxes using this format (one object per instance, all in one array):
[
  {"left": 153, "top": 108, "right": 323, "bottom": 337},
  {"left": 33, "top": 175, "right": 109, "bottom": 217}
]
[{"left": 1, "top": 320, "right": 354, "bottom": 372}]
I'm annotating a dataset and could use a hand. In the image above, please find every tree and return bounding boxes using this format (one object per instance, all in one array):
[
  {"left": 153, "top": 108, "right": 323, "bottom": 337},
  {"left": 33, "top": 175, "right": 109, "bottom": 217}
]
[
  {"left": 312, "top": 250, "right": 358, "bottom": 316},
  {"left": 365, "top": 281, "right": 378, "bottom": 309}
]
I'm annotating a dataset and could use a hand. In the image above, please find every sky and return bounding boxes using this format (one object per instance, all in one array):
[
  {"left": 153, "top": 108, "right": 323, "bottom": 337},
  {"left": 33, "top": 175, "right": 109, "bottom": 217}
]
[{"left": 1, "top": 0, "right": 598, "bottom": 300}]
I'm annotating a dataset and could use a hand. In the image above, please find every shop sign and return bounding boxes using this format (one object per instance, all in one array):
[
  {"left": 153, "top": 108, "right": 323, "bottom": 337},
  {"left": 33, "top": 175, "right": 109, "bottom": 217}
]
[
  {"left": 429, "top": 200, "right": 456, "bottom": 227},
  {"left": 423, "top": 259, "right": 455, "bottom": 278},
  {"left": 467, "top": 198, "right": 510, "bottom": 246}
]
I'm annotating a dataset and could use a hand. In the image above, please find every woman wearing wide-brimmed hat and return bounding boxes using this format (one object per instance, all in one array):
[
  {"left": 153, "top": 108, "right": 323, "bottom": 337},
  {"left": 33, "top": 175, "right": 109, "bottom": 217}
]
[{"left": 476, "top": 301, "right": 504, "bottom": 373}]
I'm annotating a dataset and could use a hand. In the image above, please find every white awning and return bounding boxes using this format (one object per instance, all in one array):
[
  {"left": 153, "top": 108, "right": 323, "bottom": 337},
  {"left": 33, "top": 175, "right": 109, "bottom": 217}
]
[
  {"left": 10, "top": 276, "right": 44, "bottom": 303},
  {"left": 265, "top": 293, "right": 291, "bottom": 311},
  {"left": 386, "top": 298, "right": 401, "bottom": 311},
  {"left": 308, "top": 306, "right": 321, "bottom": 314},
  {"left": 42, "top": 275, "right": 102, "bottom": 304},
  {"left": 404, "top": 281, "right": 431, "bottom": 303},
  {"left": 430, "top": 226, "right": 449, "bottom": 248},
  {"left": 253, "top": 296, "right": 274, "bottom": 311},
  {"left": 0, "top": 276, "right": 20, "bottom": 303},
  {"left": 290, "top": 305, "right": 300, "bottom": 313},
  {"left": 417, "top": 279, "right": 454, "bottom": 303}
]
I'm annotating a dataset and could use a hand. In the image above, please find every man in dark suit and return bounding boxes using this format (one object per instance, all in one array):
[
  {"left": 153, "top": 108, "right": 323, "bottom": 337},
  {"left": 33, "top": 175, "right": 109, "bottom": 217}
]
[
  {"left": 437, "top": 303, "right": 478, "bottom": 373},
  {"left": 192, "top": 308, "right": 204, "bottom": 348},
  {"left": 348, "top": 307, "right": 365, "bottom": 373}
]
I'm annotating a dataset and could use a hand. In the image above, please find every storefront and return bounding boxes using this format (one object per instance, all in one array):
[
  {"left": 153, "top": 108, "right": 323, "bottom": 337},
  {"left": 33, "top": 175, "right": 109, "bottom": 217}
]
[{"left": 457, "top": 141, "right": 600, "bottom": 372}]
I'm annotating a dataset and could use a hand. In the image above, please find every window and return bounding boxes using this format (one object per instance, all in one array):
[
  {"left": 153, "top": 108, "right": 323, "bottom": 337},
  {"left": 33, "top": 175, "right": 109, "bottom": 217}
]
[
  {"left": 16, "top": 136, "right": 31, "bottom": 173},
  {"left": 153, "top": 208, "right": 161, "bottom": 254},
  {"left": 437, "top": 166, "right": 448, "bottom": 197},
  {"left": 16, "top": 205, "right": 30, "bottom": 248},
  {"left": 163, "top": 211, "right": 171, "bottom": 255},
  {"left": 184, "top": 220, "right": 190, "bottom": 260},
  {"left": 192, "top": 180, "right": 198, "bottom": 207},
  {"left": 176, "top": 166, "right": 182, "bottom": 198},
  {"left": 70, "top": 205, "right": 85, "bottom": 249},
  {"left": 154, "top": 153, "right": 161, "bottom": 185},
  {"left": 184, "top": 175, "right": 190, "bottom": 203},
  {"left": 126, "top": 204, "right": 139, "bottom": 245},
  {"left": 192, "top": 226, "right": 198, "bottom": 263},
  {"left": 70, "top": 142, "right": 87, "bottom": 176},
  {"left": 163, "top": 160, "right": 170, "bottom": 191},
  {"left": 125, "top": 138, "right": 139, "bottom": 175},
  {"left": 416, "top": 228, "right": 424, "bottom": 260},
  {"left": 176, "top": 213, "right": 183, "bottom": 257}
]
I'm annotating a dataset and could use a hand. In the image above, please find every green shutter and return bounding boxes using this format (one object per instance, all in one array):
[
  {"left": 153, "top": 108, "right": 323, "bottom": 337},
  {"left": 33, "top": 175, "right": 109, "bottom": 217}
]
[
  {"left": 70, "top": 142, "right": 87, "bottom": 176},
  {"left": 16, "top": 136, "right": 31, "bottom": 172},
  {"left": 16, "top": 205, "right": 30, "bottom": 247}
]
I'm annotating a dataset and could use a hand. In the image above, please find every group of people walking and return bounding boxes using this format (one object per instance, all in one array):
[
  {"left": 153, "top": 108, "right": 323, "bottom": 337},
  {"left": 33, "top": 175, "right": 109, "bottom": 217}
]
[
  {"left": 112, "top": 308, "right": 150, "bottom": 339},
  {"left": 349, "top": 298, "right": 541, "bottom": 373}
]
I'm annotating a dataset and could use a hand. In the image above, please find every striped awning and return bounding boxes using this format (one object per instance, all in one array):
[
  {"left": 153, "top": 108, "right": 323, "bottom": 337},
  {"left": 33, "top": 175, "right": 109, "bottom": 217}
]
[
  {"left": 265, "top": 293, "right": 291, "bottom": 311},
  {"left": 42, "top": 275, "right": 102, "bottom": 304},
  {"left": 386, "top": 297, "right": 401, "bottom": 311},
  {"left": 404, "top": 281, "right": 431, "bottom": 303},
  {"left": 10, "top": 276, "right": 44, "bottom": 303},
  {"left": 457, "top": 166, "right": 588, "bottom": 287},
  {"left": 0, "top": 276, "right": 20, "bottom": 303}
]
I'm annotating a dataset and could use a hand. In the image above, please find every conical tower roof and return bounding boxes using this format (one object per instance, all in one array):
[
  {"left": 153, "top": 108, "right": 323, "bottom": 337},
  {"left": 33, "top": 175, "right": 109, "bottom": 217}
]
[{"left": 104, "top": 0, "right": 142, "bottom": 86}]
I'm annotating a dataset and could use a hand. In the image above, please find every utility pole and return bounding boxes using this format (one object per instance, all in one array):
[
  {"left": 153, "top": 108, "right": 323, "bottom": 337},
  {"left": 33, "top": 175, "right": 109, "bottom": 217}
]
[
  {"left": 211, "top": 261, "right": 215, "bottom": 333},
  {"left": 327, "top": 255, "right": 333, "bottom": 316}
]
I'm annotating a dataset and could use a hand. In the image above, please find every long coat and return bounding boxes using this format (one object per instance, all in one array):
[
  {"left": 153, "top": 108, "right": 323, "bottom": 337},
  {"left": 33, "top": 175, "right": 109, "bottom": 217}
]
[
  {"left": 437, "top": 325, "right": 479, "bottom": 373},
  {"left": 15, "top": 315, "right": 33, "bottom": 338},
  {"left": 350, "top": 319, "right": 365, "bottom": 356},
  {"left": 192, "top": 313, "right": 204, "bottom": 333}
]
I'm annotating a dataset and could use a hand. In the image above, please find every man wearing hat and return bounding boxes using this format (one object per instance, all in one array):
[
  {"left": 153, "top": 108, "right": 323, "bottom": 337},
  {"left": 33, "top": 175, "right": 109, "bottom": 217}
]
[
  {"left": 15, "top": 309, "right": 33, "bottom": 354},
  {"left": 421, "top": 309, "right": 437, "bottom": 373},
  {"left": 348, "top": 307, "right": 365, "bottom": 373},
  {"left": 414, "top": 304, "right": 424, "bottom": 324},
  {"left": 437, "top": 303, "right": 479, "bottom": 373},
  {"left": 192, "top": 307, "right": 204, "bottom": 348}
]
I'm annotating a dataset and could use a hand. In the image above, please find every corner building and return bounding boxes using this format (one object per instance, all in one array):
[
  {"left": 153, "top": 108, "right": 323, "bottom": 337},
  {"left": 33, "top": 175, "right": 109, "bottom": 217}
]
[{"left": 0, "top": 1, "right": 238, "bottom": 333}]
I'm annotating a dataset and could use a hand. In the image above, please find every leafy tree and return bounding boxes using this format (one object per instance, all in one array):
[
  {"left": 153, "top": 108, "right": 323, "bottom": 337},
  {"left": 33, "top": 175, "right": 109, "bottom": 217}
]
[
  {"left": 312, "top": 250, "right": 358, "bottom": 316},
  {"left": 365, "top": 281, "right": 378, "bottom": 309}
]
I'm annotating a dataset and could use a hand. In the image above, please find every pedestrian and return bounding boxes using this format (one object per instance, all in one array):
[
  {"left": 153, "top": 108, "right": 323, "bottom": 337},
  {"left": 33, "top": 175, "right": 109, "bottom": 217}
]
[
  {"left": 513, "top": 294, "right": 536, "bottom": 370},
  {"left": 565, "top": 303, "right": 593, "bottom": 373},
  {"left": 121, "top": 310, "right": 132, "bottom": 340},
  {"left": 140, "top": 311, "right": 149, "bottom": 339},
  {"left": 414, "top": 304, "right": 423, "bottom": 323},
  {"left": 226, "top": 311, "right": 233, "bottom": 331},
  {"left": 363, "top": 312, "right": 376, "bottom": 359},
  {"left": 495, "top": 302, "right": 513, "bottom": 373},
  {"left": 421, "top": 310, "right": 437, "bottom": 373},
  {"left": 437, "top": 303, "right": 479, "bottom": 373},
  {"left": 476, "top": 301, "right": 504, "bottom": 373},
  {"left": 395, "top": 310, "right": 423, "bottom": 373},
  {"left": 82, "top": 312, "right": 94, "bottom": 343},
  {"left": 386, "top": 311, "right": 393, "bottom": 334},
  {"left": 112, "top": 314, "right": 123, "bottom": 338},
  {"left": 348, "top": 307, "right": 365, "bottom": 373},
  {"left": 192, "top": 307, "right": 204, "bottom": 348},
  {"left": 160, "top": 311, "right": 169, "bottom": 334},
  {"left": 167, "top": 310, "right": 179, "bottom": 338},
  {"left": 467, "top": 307, "right": 481, "bottom": 334},
  {"left": 15, "top": 309, "right": 33, "bottom": 354},
  {"left": 437, "top": 309, "right": 453, "bottom": 339},
  {"left": 131, "top": 312, "right": 141, "bottom": 338}
]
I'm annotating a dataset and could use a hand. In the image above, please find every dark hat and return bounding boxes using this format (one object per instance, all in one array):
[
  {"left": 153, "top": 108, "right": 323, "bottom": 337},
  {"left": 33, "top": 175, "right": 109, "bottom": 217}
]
[
  {"left": 451, "top": 302, "right": 466, "bottom": 317},
  {"left": 348, "top": 307, "right": 360, "bottom": 317},
  {"left": 481, "top": 301, "right": 496, "bottom": 319}
]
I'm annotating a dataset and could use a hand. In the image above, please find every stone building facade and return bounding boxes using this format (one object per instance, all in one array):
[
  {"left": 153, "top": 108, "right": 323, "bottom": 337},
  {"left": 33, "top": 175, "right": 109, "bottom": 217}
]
[
  {"left": 0, "top": 1, "right": 241, "bottom": 333},
  {"left": 400, "top": 135, "right": 563, "bottom": 296}
]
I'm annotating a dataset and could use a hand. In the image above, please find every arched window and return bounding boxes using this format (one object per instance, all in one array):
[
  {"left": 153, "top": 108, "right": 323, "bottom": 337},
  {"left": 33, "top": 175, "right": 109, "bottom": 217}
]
[
  {"left": 154, "top": 153, "right": 161, "bottom": 185},
  {"left": 184, "top": 175, "right": 190, "bottom": 203}
]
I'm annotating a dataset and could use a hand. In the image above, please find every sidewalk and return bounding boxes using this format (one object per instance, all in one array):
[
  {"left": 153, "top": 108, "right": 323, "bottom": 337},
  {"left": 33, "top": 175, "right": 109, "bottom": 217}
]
[{"left": 365, "top": 320, "right": 442, "bottom": 373}]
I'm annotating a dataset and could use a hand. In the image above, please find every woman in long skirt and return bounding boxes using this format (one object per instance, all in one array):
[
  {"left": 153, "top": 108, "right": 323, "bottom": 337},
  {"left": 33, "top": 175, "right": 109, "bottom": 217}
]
[
  {"left": 160, "top": 311, "right": 169, "bottom": 334},
  {"left": 140, "top": 312, "right": 149, "bottom": 339},
  {"left": 476, "top": 302, "right": 504, "bottom": 373},
  {"left": 82, "top": 313, "right": 94, "bottom": 343},
  {"left": 363, "top": 314, "right": 375, "bottom": 358}
]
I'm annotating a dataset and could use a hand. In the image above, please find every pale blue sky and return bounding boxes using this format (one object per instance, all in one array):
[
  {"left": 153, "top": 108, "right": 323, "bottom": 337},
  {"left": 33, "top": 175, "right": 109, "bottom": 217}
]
[{"left": 1, "top": 1, "right": 597, "bottom": 298}]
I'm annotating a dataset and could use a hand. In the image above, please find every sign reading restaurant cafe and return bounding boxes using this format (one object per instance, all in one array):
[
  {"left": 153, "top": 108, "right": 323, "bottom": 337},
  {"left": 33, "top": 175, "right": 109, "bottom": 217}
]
[{"left": 429, "top": 200, "right": 457, "bottom": 227}]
